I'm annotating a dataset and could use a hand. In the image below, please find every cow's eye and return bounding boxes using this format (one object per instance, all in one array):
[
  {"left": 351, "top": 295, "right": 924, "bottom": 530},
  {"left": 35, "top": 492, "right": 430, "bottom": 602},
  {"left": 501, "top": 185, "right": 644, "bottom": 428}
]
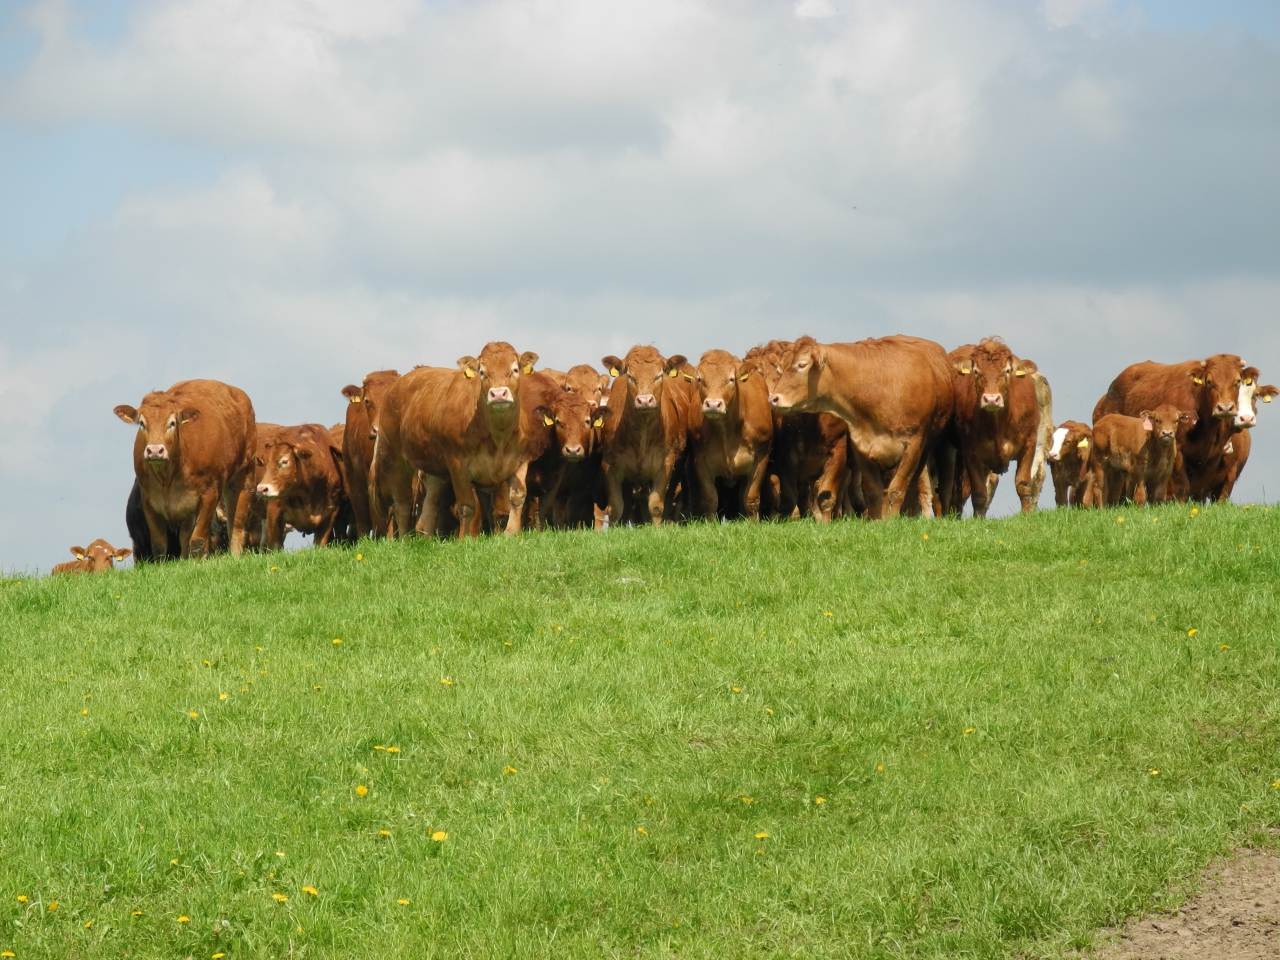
[{"left": 728, "top": 375, "right": 736, "bottom": 384}]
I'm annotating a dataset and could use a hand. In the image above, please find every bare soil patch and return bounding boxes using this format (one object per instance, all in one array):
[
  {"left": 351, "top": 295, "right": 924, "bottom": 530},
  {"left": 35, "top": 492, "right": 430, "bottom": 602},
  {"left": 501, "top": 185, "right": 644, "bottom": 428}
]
[{"left": 1090, "top": 848, "right": 1280, "bottom": 960}]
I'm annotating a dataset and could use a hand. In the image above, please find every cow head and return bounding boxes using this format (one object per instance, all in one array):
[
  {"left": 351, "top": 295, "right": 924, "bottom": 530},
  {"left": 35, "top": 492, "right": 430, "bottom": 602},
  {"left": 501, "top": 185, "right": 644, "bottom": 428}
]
[
  {"left": 954, "top": 337, "right": 1025, "bottom": 413},
  {"left": 1231, "top": 373, "right": 1276, "bottom": 429},
  {"left": 562, "top": 364, "right": 611, "bottom": 409},
  {"left": 769, "top": 337, "right": 825, "bottom": 412},
  {"left": 67, "top": 538, "right": 131, "bottom": 572},
  {"left": 536, "top": 393, "right": 610, "bottom": 462},
  {"left": 256, "top": 439, "right": 310, "bottom": 499},
  {"left": 343, "top": 369, "right": 400, "bottom": 441},
  {"left": 1190, "top": 354, "right": 1259, "bottom": 422},
  {"left": 602, "top": 346, "right": 684, "bottom": 414},
  {"left": 695, "top": 349, "right": 753, "bottom": 419},
  {"left": 1139, "top": 404, "right": 1195, "bottom": 446},
  {"left": 114, "top": 391, "right": 198, "bottom": 465},
  {"left": 458, "top": 342, "right": 537, "bottom": 411},
  {"left": 1047, "top": 421, "right": 1092, "bottom": 463}
]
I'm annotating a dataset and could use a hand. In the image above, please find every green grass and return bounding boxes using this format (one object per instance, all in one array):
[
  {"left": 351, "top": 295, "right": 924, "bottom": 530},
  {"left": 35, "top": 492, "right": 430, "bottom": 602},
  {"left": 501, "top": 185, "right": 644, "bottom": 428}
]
[{"left": 2, "top": 504, "right": 1279, "bottom": 959}]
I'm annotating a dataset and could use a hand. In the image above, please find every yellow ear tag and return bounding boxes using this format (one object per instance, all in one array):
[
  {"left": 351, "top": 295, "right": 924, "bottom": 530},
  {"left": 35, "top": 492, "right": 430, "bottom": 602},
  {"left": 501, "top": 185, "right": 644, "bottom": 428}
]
[
  {"left": 593, "top": 416, "right": 604, "bottom": 428},
  {"left": 1243, "top": 378, "right": 1253, "bottom": 386},
  {"left": 464, "top": 368, "right": 475, "bottom": 379},
  {"left": 350, "top": 396, "right": 362, "bottom": 404},
  {"left": 609, "top": 367, "right": 620, "bottom": 378},
  {"left": 739, "top": 371, "right": 750, "bottom": 382},
  {"left": 1076, "top": 438, "right": 1090, "bottom": 450},
  {"left": 681, "top": 372, "right": 695, "bottom": 382},
  {"left": 1014, "top": 368, "right": 1026, "bottom": 378},
  {"left": 960, "top": 364, "right": 972, "bottom": 376},
  {"left": 668, "top": 368, "right": 678, "bottom": 379},
  {"left": 76, "top": 554, "right": 86, "bottom": 561},
  {"left": 1192, "top": 376, "right": 1204, "bottom": 385},
  {"left": 1264, "top": 395, "right": 1273, "bottom": 403},
  {"left": 523, "top": 364, "right": 533, "bottom": 375},
  {"left": 542, "top": 414, "right": 555, "bottom": 427}
]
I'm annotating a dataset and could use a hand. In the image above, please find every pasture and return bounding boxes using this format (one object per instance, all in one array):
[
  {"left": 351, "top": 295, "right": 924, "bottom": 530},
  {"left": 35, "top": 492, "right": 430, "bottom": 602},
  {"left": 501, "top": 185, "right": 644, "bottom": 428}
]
[{"left": 2, "top": 503, "right": 1278, "bottom": 959}]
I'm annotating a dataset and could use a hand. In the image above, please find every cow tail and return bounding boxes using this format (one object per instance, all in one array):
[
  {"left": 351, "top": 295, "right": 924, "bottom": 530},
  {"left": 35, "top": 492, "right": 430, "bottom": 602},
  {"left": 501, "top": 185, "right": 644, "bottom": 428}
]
[{"left": 1030, "top": 372, "right": 1053, "bottom": 499}]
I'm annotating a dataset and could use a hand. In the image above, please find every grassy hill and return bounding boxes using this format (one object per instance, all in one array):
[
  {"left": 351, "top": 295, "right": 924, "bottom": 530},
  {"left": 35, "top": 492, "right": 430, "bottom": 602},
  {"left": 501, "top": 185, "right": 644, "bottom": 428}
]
[{"left": 3, "top": 504, "right": 1279, "bottom": 959}]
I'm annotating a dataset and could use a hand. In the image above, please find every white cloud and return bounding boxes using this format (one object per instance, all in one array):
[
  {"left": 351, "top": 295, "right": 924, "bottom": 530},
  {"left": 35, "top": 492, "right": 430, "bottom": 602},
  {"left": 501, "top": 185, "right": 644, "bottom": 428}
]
[{"left": 1042, "top": 0, "right": 1108, "bottom": 30}]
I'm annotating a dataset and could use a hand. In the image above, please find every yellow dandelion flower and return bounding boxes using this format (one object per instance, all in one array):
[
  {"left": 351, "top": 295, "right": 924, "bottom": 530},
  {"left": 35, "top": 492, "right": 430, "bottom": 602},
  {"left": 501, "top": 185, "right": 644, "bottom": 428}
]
[
  {"left": 739, "top": 795, "right": 753, "bottom": 805},
  {"left": 131, "top": 909, "right": 143, "bottom": 918},
  {"left": 302, "top": 885, "right": 318, "bottom": 897},
  {"left": 764, "top": 706, "right": 774, "bottom": 716},
  {"left": 187, "top": 710, "right": 199, "bottom": 719},
  {"left": 1, "top": 951, "right": 13, "bottom": 958},
  {"left": 1190, "top": 506, "right": 1200, "bottom": 517},
  {"left": 84, "top": 919, "right": 93, "bottom": 928},
  {"left": 270, "top": 565, "right": 280, "bottom": 572},
  {"left": 1219, "top": 644, "right": 1230, "bottom": 651},
  {"left": 16, "top": 895, "right": 28, "bottom": 904},
  {"left": 213, "top": 954, "right": 226, "bottom": 959},
  {"left": 875, "top": 762, "right": 886, "bottom": 775},
  {"left": 503, "top": 765, "right": 518, "bottom": 775},
  {"left": 754, "top": 831, "right": 769, "bottom": 840},
  {"left": 1187, "top": 628, "right": 1198, "bottom": 638},
  {"left": 378, "top": 829, "right": 392, "bottom": 839},
  {"left": 356, "top": 552, "right": 364, "bottom": 561},
  {"left": 176, "top": 915, "right": 190, "bottom": 924},
  {"left": 1270, "top": 779, "right": 1280, "bottom": 790},
  {"left": 385, "top": 746, "right": 400, "bottom": 754},
  {"left": 355, "top": 784, "right": 369, "bottom": 798},
  {"left": 275, "top": 850, "right": 286, "bottom": 858},
  {"left": 48, "top": 901, "right": 58, "bottom": 912},
  {"left": 963, "top": 727, "right": 976, "bottom": 736},
  {"left": 80, "top": 708, "right": 88, "bottom": 717},
  {"left": 312, "top": 684, "right": 321, "bottom": 692},
  {"left": 271, "top": 892, "right": 289, "bottom": 904},
  {"left": 397, "top": 898, "right": 410, "bottom": 906},
  {"left": 439, "top": 676, "right": 455, "bottom": 687},
  {"left": 431, "top": 830, "right": 448, "bottom": 842},
  {"left": 1149, "top": 768, "right": 1160, "bottom": 777},
  {"left": 1115, "top": 516, "right": 1126, "bottom": 525},
  {"left": 730, "top": 685, "right": 743, "bottom": 694},
  {"left": 635, "top": 825, "right": 648, "bottom": 836},
  {"left": 331, "top": 638, "right": 343, "bottom": 646},
  {"left": 373, "top": 744, "right": 386, "bottom": 752},
  {"left": 170, "top": 858, "right": 179, "bottom": 866},
  {"left": 814, "top": 795, "right": 827, "bottom": 805},
  {"left": 921, "top": 533, "right": 929, "bottom": 541},
  {"left": 218, "top": 692, "right": 229, "bottom": 701},
  {"left": 822, "top": 610, "right": 833, "bottom": 618}
]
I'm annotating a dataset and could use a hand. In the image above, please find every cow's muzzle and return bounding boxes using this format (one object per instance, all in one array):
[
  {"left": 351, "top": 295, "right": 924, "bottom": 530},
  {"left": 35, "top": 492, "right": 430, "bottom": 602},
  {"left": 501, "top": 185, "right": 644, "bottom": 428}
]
[
  {"left": 143, "top": 444, "right": 169, "bottom": 461},
  {"left": 634, "top": 394, "right": 657, "bottom": 410}
]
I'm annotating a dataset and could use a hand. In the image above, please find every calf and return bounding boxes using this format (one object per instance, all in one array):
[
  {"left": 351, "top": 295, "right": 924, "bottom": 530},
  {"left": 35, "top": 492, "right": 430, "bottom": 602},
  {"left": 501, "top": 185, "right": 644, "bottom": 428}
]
[
  {"left": 1046, "top": 420, "right": 1094, "bottom": 507},
  {"left": 372, "top": 342, "right": 541, "bottom": 538},
  {"left": 52, "top": 539, "right": 131, "bottom": 576},
  {"left": 1090, "top": 405, "right": 1194, "bottom": 506},
  {"left": 113, "top": 379, "right": 257, "bottom": 558},
  {"left": 768, "top": 335, "right": 953, "bottom": 518},
  {"left": 255, "top": 424, "right": 347, "bottom": 550},
  {"left": 596, "top": 345, "right": 701, "bottom": 526},
  {"left": 530, "top": 388, "right": 610, "bottom": 528},
  {"left": 339, "top": 369, "right": 400, "bottom": 537},
  {"left": 683, "top": 349, "right": 773, "bottom": 520},
  {"left": 941, "top": 338, "right": 1053, "bottom": 517}
]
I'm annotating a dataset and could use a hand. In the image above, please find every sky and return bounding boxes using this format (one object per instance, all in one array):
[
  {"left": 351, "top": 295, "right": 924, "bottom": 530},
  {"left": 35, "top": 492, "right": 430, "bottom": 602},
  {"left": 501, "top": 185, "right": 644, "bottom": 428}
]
[{"left": 2, "top": 0, "right": 1278, "bottom": 574}]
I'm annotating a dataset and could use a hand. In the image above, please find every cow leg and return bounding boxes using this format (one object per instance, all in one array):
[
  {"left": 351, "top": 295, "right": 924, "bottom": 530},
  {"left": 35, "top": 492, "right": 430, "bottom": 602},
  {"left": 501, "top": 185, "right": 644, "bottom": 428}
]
[
  {"left": 504, "top": 462, "right": 531, "bottom": 536},
  {"left": 413, "top": 474, "right": 446, "bottom": 537},
  {"left": 1014, "top": 449, "right": 1039, "bottom": 513},
  {"left": 812, "top": 442, "right": 848, "bottom": 524},
  {"left": 1052, "top": 470, "right": 1070, "bottom": 508},
  {"left": 264, "top": 500, "right": 286, "bottom": 550},
  {"left": 694, "top": 458, "right": 719, "bottom": 520},
  {"left": 229, "top": 486, "right": 256, "bottom": 556},
  {"left": 314, "top": 504, "right": 338, "bottom": 546},
  {"left": 1134, "top": 478, "right": 1148, "bottom": 506},
  {"left": 742, "top": 456, "right": 769, "bottom": 521},
  {"left": 964, "top": 458, "right": 991, "bottom": 519},
  {"left": 141, "top": 499, "right": 171, "bottom": 562},
  {"left": 446, "top": 460, "right": 481, "bottom": 538},
  {"left": 879, "top": 434, "right": 929, "bottom": 519},
  {"left": 185, "top": 487, "right": 220, "bottom": 558}
]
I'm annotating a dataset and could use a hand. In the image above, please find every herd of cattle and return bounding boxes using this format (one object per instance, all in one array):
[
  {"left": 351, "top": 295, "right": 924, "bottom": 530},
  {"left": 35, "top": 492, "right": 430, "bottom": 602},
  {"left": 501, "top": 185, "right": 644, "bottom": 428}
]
[{"left": 51, "top": 335, "right": 1275, "bottom": 575}]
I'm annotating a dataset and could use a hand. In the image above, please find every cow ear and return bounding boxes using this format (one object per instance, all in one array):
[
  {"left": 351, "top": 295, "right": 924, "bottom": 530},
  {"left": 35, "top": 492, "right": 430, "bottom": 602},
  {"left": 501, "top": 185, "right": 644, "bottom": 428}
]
[
  {"left": 737, "top": 364, "right": 754, "bottom": 382},
  {"left": 952, "top": 358, "right": 972, "bottom": 376},
  {"left": 1139, "top": 411, "right": 1153, "bottom": 431},
  {"left": 664, "top": 354, "right": 688, "bottom": 374},
  {"left": 519, "top": 351, "right": 539, "bottom": 376},
  {"left": 601, "top": 355, "right": 624, "bottom": 378},
  {"left": 70, "top": 546, "right": 86, "bottom": 559},
  {"left": 457, "top": 356, "right": 479, "bottom": 379},
  {"left": 180, "top": 408, "right": 200, "bottom": 425},
  {"left": 342, "top": 385, "right": 362, "bottom": 403},
  {"left": 1258, "top": 385, "right": 1278, "bottom": 403},
  {"left": 1241, "top": 366, "right": 1260, "bottom": 385},
  {"left": 591, "top": 407, "right": 612, "bottom": 429},
  {"left": 114, "top": 547, "right": 132, "bottom": 561},
  {"left": 1190, "top": 365, "right": 1206, "bottom": 386},
  {"left": 114, "top": 404, "right": 138, "bottom": 424},
  {"left": 535, "top": 405, "right": 556, "bottom": 428}
]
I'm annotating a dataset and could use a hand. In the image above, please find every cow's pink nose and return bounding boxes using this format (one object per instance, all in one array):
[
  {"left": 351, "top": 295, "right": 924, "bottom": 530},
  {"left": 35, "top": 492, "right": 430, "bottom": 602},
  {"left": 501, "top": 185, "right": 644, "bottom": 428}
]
[
  {"left": 1214, "top": 400, "right": 1236, "bottom": 416},
  {"left": 562, "top": 443, "right": 584, "bottom": 459},
  {"left": 703, "top": 398, "right": 726, "bottom": 414},
  {"left": 256, "top": 484, "right": 272, "bottom": 496},
  {"left": 981, "top": 393, "right": 1005, "bottom": 409},
  {"left": 635, "top": 394, "right": 657, "bottom": 409},
  {"left": 144, "top": 444, "right": 168, "bottom": 460},
  {"left": 488, "top": 386, "right": 513, "bottom": 405},
  {"left": 1237, "top": 412, "right": 1256, "bottom": 427}
]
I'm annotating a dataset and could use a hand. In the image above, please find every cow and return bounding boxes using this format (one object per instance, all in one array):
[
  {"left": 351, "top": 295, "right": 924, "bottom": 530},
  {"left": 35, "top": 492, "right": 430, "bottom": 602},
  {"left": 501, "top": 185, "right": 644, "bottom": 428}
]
[
  {"left": 52, "top": 538, "right": 131, "bottom": 576},
  {"left": 1205, "top": 383, "right": 1277, "bottom": 501},
  {"left": 339, "top": 370, "right": 400, "bottom": 537},
  {"left": 596, "top": 345, "right": 701, "bottom": 527},
  {"left": 528, "top": 388, "right": 610, "bottom": 529},
  {"left": 544, "top": 364, "right": 611, "bottom": 409},
  {"left": 113, "top": 380, "right": 256, "bottom": 558},
  {"left": 1090, "top": 405, "right": 1194, "bottom": 506},
  {"left": 1093, "top": 355, "right": 1263, "bottom": 502},
  {"left": 371, "top": 342, "right": 541, "bottom": 538},
  {"left": 254, "top": 424, "right": 347, "bottom": 550},
  {"left": 326, "top": 423, "right": 357, "bottom": 543},
  {"left": 682, "top": 349, "right": 773, "bottom": 520},
  {"left": 1046, "top": 420, "right": 1095, "bottom": 507},
  {"left": 768, "top": 335, "right": 954, "bottom": 519},
  {"left": 940, "top": 338, "right": 1053, "bottom": 517}
]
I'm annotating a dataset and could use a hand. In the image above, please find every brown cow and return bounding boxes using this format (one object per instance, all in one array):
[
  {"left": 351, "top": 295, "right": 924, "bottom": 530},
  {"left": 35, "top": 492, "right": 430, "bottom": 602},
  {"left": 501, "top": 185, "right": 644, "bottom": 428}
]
[
  {"left": 1046, "top": 420, "right": 1095, "bottom": 507},
  {"left": 528, "top": 387, "right": 610, "bottom": 529},
  {"left": 1093, "top": 354, "right": 1263, "bottom": 502},
  {"left": 544, "top": 364, "right": 611, "bottom": 409},
  {"left": 941, "top": 338, "right": 1053, "bottom": 516},
  {"left": 52, "top": 538, "right": 131, "bottom": 576},
  {"left": 254, "top": 424, "right": 347, "bottom": 550},
  {"left": 372, "top": 342, "right": 540, "bottom": 538},
  {"left": 682, "top": 349, "right": 773, "bottom": 520},
  {"left": 113, "top": 380, "right": 256, "bottom": 558},
  {"left": 1090, "top": 405, "right": 1194, "bottom": 506},
  {"left": 597, "top": 345, "right": 701, "bottom": 526},
  {"left": 768, "top": 336, "right": 954, "bottom": 518},
  {"left": 1205, "top": 383, "right": 1277, "bottom": 500},
  {"left": 339, "top": 370, "right": 400, "bottom": 538},
  {"left": 327, "top": 422, "right": 357, "bottom": 543}
]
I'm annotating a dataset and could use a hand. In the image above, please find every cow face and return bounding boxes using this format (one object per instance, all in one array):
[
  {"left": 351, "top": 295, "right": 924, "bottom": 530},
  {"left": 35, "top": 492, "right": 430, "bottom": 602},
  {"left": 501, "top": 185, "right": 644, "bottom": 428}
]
[
  {"left": 1139, "top": 404, "right": 1195, "bottom": 446},
  {"left": 744, "top": 341, "right": 790, "bottom": 395},
  {"left": 114, "top": 392, "right": 199, "bottom": 465},
  {"left": 67, "top": 538, "right": 131, "bottom": 572},
  {"left": 345, "top": 369, "right": 400, "bottom": 441},
  {"left": 603, "top": 346, "right": 680, "bottom": 413},
  {"left": 537, "top": 394, "right": 610, "bottom": 461},
  {"left": 562, "top": 364, "right": 610, "bottom": 409},
  {"left": 1231, "top": 372, "right": 1276, "bottom": 429},
  {"left": 769, "top": 337, "right": 825, "bottom": 412},
  {"left": 256, "top": 440, "right": 310, "bottom": 499},
  {"left": 695, "top": 349, "right": 750, "bottom": 419},
  {"left": 459, "top": 342, "right": 538, "bottom": 411},
  {"left": 1047, "top": 421, "right": 1092, "bottom": 463},
  {"left": 1192, "top": 354, "right": 1257, "bottom": 421},
  {"left": 955, "top": 338, "right": 1021, "bottom": 413}
]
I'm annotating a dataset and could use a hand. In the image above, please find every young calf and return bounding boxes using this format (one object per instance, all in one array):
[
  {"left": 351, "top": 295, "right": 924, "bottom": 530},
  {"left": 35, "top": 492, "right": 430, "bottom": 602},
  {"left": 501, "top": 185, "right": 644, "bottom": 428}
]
[
  {"left": 1090, "top": 405, "right": 1194, "bottom": 506},
  {"left": 254, "top": 424, "right": 346, "bottom": 549},
  {"left": 52, "top": 539, "right": 131, "bottom": 576},
  {"left": 1046, "top": 420, "right": 1094, "bottom": 507}
]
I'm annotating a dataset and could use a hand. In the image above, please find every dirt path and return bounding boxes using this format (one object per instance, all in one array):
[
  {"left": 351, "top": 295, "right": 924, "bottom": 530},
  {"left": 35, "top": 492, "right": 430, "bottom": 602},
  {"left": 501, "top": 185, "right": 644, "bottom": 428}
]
[{"left": 1090, "top": 848, "right": 1280, "bottom": 959}]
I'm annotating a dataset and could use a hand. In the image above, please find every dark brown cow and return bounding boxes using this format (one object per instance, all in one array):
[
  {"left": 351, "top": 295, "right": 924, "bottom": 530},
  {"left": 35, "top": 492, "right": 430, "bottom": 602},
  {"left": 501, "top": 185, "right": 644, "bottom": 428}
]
[
  {"left": 52, "top": 538, "right": 131, "bottom": 576},
  {"left": 372, "top": 342, "right": 541, "bottom": 538},
  {"left": 682, "top": 349, "right": 773, "bottom": 520},
  {"left": 529, "top": 387, "right": 610, "bottom": 529},
  {"left": 942, "top": 338, "right": 1053, "bottom": 516},
  {"left": 596, "top": 345, "right": 701, "bottom": 526},
  {"left": 339, "top": 370, "right": 400, "bottom": 538},
  {"left": 1093, "top": 354, "right": 1263, "bottom": 502},
  {"left": 254, "top": 424, "right": 346, "bottom": 550},
  {"left": 1090, "top": 405, "right": 1194, "bottom": 505},
  {"left": 745, "top": 340, "right": 851, "bottom": 522},
  {"left": 768, "top": 336, "right": 953, "bottom": 518},
  {"left": 113, "top": 380, "right": 256, "bottom": 558},
  {"left": 1205, "top": 383, "right": 1277, "bottom": 500},
  {"left": 1046, "top": 420, "right": 1095, "bottom": 508},
  {"left": 326, "top": 423, "right": 357, "bottom": 543}
]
